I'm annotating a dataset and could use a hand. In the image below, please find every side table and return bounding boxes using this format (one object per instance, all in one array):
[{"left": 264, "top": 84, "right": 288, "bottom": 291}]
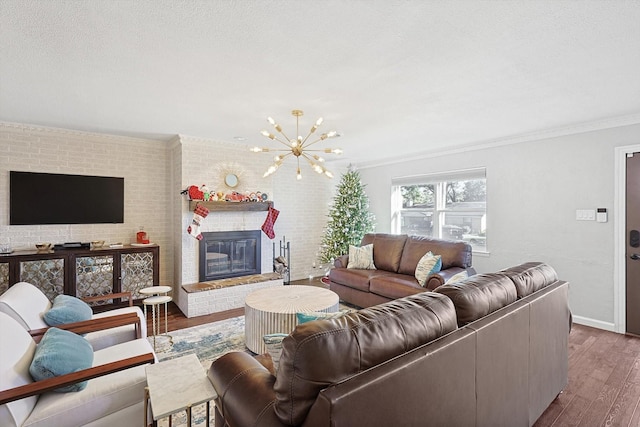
[
  {"left": 144, "top": 353, "right": 217, "bottom": 427},
  {"left": 244, "top": 285, "right": 339, "bottom": 353},
  {"left": 143, "top": 295, "right": 172, "bottom": 351}
]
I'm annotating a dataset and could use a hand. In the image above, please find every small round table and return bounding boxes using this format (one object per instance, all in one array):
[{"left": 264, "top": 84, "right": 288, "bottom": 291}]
[
  {"left": 141, "top": 286, "right": 173, "bottom": 351},
  {"left": 244, "top": 285, "right": 339, "bottom": 353}
]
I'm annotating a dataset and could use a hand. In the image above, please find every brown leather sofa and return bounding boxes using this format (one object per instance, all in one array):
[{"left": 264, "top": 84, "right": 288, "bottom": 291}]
[
  {"left": 329, "top": 233, "right": 475, "bottom": 307},
  {"left": 208, "top": 262, "right": 570, "bottom": 427}
]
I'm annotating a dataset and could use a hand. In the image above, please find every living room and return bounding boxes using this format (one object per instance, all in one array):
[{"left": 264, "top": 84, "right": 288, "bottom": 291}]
[{"left": 1, "top": 1, "right": 640, "bottom": 426}]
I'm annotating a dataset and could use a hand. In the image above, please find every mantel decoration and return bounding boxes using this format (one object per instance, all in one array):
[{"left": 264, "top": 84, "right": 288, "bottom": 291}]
[{"left": 251, "top": 109, "right": 342, "bottom": 180}]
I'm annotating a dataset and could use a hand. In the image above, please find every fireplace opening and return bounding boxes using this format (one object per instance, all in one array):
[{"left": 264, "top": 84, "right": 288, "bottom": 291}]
[{"left": 199, "top": 230, "right": 261, "bottom": 282}]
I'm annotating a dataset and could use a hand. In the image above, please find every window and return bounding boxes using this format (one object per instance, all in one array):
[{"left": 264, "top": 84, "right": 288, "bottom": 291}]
[{"left": 392, "top": 168, "right": 487, "bottom": 251}]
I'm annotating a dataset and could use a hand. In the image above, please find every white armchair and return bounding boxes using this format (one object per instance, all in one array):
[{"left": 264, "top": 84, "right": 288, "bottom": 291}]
[
  {"left": 0, "top": 282, "right": 147, "bottom": 351},
  {"left": 0, "top": 312, "right": 156, "bottom": 427}
]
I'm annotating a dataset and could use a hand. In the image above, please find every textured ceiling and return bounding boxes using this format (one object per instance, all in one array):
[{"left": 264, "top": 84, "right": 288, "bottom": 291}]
[{"left": 1, "top": 0, "right": 640, "bottom": 166}]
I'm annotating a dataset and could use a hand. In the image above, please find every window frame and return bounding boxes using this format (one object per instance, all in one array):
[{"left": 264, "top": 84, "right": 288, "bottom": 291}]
[{"left": 391, "top": 168, "right": 487, "bottom": 252}]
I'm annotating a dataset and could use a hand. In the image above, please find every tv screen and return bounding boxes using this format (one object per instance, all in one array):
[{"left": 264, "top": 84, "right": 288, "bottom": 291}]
[{"left": 10, "top": 171, "right": 124, "bottom": 225}]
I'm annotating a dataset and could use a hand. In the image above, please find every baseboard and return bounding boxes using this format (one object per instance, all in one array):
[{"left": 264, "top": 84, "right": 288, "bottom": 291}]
[{"left": 572, "top": 315, "right": 617, "bottom": 332}]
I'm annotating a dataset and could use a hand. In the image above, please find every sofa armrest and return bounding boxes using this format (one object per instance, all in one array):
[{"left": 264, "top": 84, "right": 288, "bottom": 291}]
[
  {"left": 29, "top": 312, "right": 142, "bottom": 342},
  {"left": 0, "top": 352, "right": 154, "bottom": 405},
  {"left": 208, "top": 351, "right": 286, "bottom": 427},
  {"left": 334, "top": 255, "right": 349, "bottom": 268}
]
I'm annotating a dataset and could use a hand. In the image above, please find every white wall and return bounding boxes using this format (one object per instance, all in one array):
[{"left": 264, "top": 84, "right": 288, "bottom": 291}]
[
  {"left": 358, "top": 123, "right": 640, "bottom": 329},
  {"left": 0, "top": 122, "right": 174, "bottom": 285}
]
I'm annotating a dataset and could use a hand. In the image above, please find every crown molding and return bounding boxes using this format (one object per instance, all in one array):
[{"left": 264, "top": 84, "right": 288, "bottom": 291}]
[
  {"left": 0, "top": 121, "right": 171, "bottom": 147},
  {"left": 356, "top": 112, "right": 640, "bottom": 170}
]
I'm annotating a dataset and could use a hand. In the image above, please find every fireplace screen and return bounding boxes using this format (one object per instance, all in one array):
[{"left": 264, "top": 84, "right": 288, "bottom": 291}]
[{"left": 199, "top": 230, "right": 261, "bottom": 281}]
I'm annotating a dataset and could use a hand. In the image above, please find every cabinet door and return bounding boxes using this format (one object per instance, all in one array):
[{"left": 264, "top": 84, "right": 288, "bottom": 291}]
[
  {"left": 75, "top": 255, "right": 115, "bottom": 306},
  {"left": 20, "top": 258, "right": 65, "bottom": 301},
  {"left": 121, "top": 251, "right": 154, "bottom": 298},
  {"left": 0, "top": 261, "right": 8, "bottom": 295}
]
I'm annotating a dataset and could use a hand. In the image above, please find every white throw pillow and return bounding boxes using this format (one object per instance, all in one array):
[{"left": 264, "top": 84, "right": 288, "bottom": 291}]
[
  {"left": 347, "top": 244, "right": 376, "bottom": 269},
  {"left": 445, "top": 270, "right": 469, "bottom": 284},
  {"left": 415, "top": 251, "right": 442, "bottom": 286}
]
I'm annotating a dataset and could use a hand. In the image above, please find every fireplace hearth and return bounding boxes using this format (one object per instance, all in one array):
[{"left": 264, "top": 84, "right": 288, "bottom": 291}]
[{"left": 199, "top": 230, "right": 261, "bottom": 282}]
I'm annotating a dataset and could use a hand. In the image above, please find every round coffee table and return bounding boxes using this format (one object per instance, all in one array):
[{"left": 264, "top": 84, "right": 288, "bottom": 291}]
[{"left": 244, "top": 285, "right": 339, "bottom": 353}]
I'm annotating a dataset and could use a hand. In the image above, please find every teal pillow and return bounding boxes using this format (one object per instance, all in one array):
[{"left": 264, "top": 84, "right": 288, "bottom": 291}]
[
  {"left": 29, "top": 327, "right": 94, "bottom": 392},
  {"left": 43, "top": 294, "right": 93, "bottom": 326},
  {"left": 296, "top": 310, "right": 352, "bottom": 324},
  {"left": 415, "top": 252, "right": 443, "bottom": 287}
]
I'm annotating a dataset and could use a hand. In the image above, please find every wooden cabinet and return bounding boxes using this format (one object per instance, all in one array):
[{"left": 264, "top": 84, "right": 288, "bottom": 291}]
[{"left": 0, "top": 245, "right": 159, "bottom": 307}]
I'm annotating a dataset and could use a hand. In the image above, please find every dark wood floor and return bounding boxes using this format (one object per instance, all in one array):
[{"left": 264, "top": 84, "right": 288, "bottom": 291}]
[{"left": 149, "top": 281, "right": 640, "bottom": 427}]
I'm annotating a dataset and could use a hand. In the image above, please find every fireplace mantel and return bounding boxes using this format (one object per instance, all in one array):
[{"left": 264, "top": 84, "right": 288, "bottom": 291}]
[{"left": 188, "top": 201, "right": 273, "bottom": 212}]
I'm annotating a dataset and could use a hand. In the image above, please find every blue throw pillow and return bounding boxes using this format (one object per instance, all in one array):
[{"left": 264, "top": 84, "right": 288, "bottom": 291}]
[
  {"left": 296, "top": 310, "right": 352, "bottom": 324},
  {"left": 43, "top": 294, "right": 93, "bottom": 326},
  {"left": 29, "top": 327, "right": 94, "bottom": 392}
]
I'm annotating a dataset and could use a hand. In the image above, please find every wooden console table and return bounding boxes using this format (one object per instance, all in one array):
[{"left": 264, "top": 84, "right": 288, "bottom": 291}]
[{"left": 0, "top": 244, "right": 159, "bottom": 308}]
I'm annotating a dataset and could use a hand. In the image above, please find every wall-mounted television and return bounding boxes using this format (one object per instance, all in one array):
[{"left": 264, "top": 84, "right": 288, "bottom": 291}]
[{"left": 10, "top": 171, "right": 124, "bottom": 225}]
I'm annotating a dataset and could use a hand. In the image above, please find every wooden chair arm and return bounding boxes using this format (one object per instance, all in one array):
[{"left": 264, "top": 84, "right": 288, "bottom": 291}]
[
  {"left": 29, "top": 312, "right": 142, "bottom": 342},
  {"left": 0, "top": 352, "right": 155, "bottom": 405},
  {"left": 82, "top": 292, "right": 134, "bottom": 307}
]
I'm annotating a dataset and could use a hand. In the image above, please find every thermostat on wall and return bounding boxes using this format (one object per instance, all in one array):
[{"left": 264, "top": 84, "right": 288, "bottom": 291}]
[{"left": 597, "top": 208, "right": 608, "bottom": 223}]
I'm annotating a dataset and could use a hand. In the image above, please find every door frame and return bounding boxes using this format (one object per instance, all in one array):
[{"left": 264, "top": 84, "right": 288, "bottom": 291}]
[{"left": 614, "top": 144, "right": 640, "bottom": 333}]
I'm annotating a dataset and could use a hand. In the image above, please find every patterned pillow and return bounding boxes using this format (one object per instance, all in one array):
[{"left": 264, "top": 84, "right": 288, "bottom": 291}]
[
  {"left": 296, "top": 309, "right": 352, "bottom": 324},
  {"left": 347, "top": 244, "right": 376, "bottom": 269},
  {"left": 263, "top": 333, "right": 288, "bottom": 373},
  {"left": 445, "top": 270, "right": 469, "bottom": 284},
  {"left": 415, "top": 251, "right": 442, "bottom": 287},
  {"left": 29, "top": 327, "right": 94, "bottom": 392}
]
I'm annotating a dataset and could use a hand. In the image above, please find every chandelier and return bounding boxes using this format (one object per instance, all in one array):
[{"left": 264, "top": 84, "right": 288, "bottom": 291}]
[{"left": 251, "top": 109, "right": 342, "bottom": 180}]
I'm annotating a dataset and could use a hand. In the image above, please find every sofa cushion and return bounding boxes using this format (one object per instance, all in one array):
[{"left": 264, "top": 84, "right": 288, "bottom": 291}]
[
  {"left": 362, "top": 233, "right": 407, "bottom": 272},
  {"left": 43, "top": 294, "right": 93, "bottom": 327},
  {"left": 273, "top": 292, "right": 457, "bottom": 426},
  {"left": 0, "top": 312, "right": 39, "bottom": 427},
  {"left": 29, "top": 327, "right": 94, "bottom": 392},
  {"left": 415, "top": 252, "right": 442, "bottom": 286},
  {"left": 347, "top": 244, "right": 376, "bottom": 269},
  {"left": 435, "top": 273, "right": 517, "bottom": 326},
  {"left": 369, "top": 274, "right": 424, "bottom": 300},
  {"left": 329, "top": 268, "right": 395, "bottom": 292},
  {"left": 24, "top": 338, "right": 153, "bottom": 427},
  {"left": 498, "top": 262, "right": 558, "bottom": 298},
  {"left": 398, "top": 235, "right": 472, "bottom": 275}
]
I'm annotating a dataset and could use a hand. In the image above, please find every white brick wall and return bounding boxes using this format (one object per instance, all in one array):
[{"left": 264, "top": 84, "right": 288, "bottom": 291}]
[
  {"left": 1, "top": 122, "right": 345, "bottom": 312},
  {"left": 0, "top": 122, "right": 174, "bottom": 286}
]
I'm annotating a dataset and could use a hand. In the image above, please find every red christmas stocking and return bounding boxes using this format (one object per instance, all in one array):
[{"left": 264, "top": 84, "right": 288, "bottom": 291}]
[
  {"left": 261, "top": 206, "right": 279, "bottom": 239},
  {"left": 187, "top": 204, "right": 209, "bottom": 240}
]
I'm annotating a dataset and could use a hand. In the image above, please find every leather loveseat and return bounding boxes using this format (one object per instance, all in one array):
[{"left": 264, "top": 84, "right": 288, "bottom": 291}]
[
  {"left": 329, "top": 233, "right": 475, "bottom": 307},
  {"left": 208, "top": 262, "right": 570, "bottom": 427}
]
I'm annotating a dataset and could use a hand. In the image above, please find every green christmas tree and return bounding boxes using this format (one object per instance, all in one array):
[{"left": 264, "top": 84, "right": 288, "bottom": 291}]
[{"left": 319, "top": 169, "right": 375, "bottom": 263}]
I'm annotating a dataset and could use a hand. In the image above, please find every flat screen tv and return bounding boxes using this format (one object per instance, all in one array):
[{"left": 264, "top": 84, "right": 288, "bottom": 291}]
[{"left": 10, "top": 171, "right": 124, "bottom": 225}]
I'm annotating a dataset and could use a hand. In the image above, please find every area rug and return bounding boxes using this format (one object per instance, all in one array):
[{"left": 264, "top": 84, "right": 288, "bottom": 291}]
[{"left": 149, "top": 316, "right": 249, "bottom": 427}]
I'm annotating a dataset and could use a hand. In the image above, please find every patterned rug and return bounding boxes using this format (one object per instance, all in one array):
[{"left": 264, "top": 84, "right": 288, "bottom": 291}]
[{"left": 149, "top": 316, "right": 249, "bottom": 426}]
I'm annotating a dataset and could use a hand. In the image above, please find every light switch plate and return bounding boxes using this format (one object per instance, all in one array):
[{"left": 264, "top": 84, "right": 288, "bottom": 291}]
[{"left": 576, "top": 209, "right": 596, "bottom": 221}]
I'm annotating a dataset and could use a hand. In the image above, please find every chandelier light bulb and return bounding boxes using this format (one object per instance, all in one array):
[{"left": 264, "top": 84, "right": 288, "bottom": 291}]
[
  {"left": 324, "top": 170, "right": 334, "bottom": 178},
  {"left": 316, "top": 117, "right": 324, "bottom": 126},
  {"left": 327, "top": 131, "right": 338, "bottom": 138},
  {"left": 250, "top": 146, "right": 265, "bottom": 153},
  {"left": 296, "top": 168, "right": 302, "bottom": 180},
  {"left": 313, "top": 155, "right": 325, "bottom": 162},
  {"left": 274, "top": 155, "right": 283, "bottom": 162},
  {"left": 267, "top": 117, "right": 276, "bottom": 125}
]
